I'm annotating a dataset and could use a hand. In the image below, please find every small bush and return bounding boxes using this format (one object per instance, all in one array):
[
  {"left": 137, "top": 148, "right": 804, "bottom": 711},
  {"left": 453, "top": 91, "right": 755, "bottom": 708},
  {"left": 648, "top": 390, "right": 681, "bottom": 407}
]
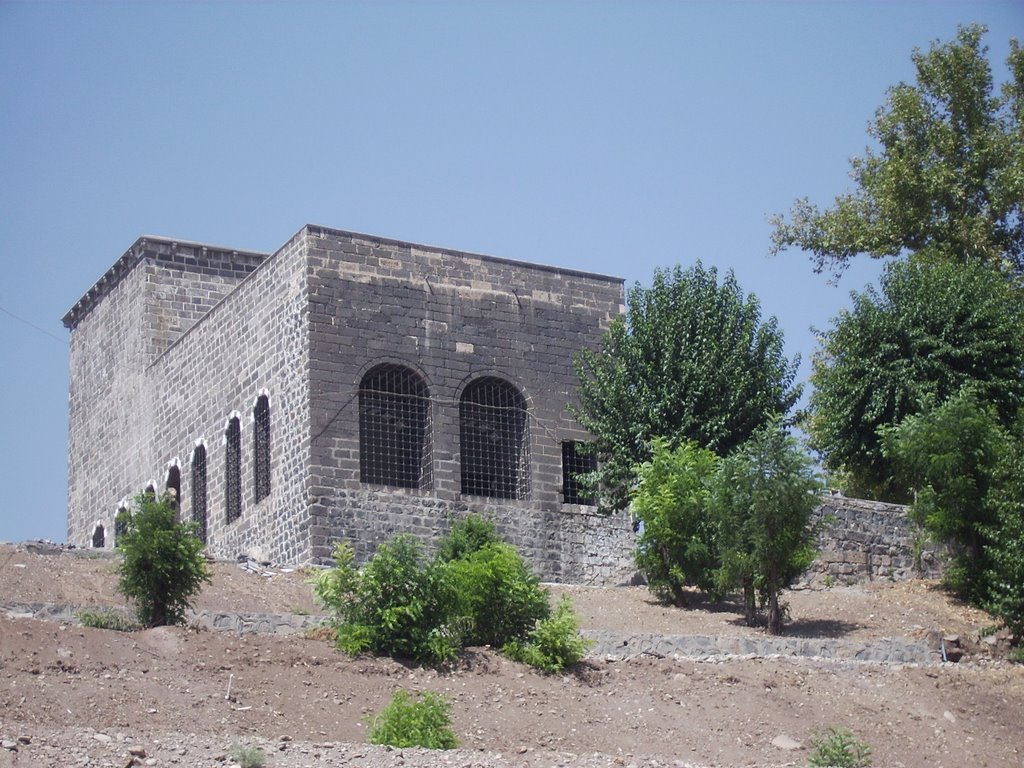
[
  {"left": 444, "top": 542, "right": 550, "bottom": 647},
  {"left": 807, "top": 726, "right": 872, "bottom": 768},
  {"left": 229, "top": 743, "right": 267, "bottom": 768},
  {"left": 116, "top": 492, "right": 210, "bottom": 627},
  {"left": 502, "top": 596, "right": 593, "bottom": 673},
  {"left": 435, "top": 515, "right": 501, "bottom": 562},
  {"left": 311, "top": 537, "right": 460, "bottom": 664},
  {"left": 367, "top": 690, "right": 458, "bottom": 749},
  {"left": 76, "top": 607, "right": 139, "bottom": 632}
]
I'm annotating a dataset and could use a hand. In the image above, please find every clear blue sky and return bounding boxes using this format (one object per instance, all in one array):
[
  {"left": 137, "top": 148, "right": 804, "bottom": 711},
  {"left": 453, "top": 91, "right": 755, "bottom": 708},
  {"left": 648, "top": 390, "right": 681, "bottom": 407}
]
[{"left": 1, "top": 1, "right": 1020, "bottom": 543}]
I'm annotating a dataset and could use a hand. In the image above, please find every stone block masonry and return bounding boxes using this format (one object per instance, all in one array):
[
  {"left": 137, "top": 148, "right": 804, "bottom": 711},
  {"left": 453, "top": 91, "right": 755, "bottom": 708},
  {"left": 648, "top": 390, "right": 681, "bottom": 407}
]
[
  {"left": 808, "top": 494, "right": 947, "bottom": 583},
  {"left": 63, "top": 225, "right": 635, "bottom": 584},
  {"left": 63, "top": 226, "right": 940, "bottom": 588}
]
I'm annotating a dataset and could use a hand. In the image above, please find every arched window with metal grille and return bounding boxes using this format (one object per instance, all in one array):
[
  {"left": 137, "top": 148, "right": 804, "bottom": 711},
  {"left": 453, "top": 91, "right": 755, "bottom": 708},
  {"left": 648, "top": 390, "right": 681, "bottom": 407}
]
[
  {"left": 253, "top": 395, "right": 271, "bottom": 502},
  {"left": 460, "top": 377, "right": 530, "bottom": 499},
  {"left": 358, "top": 364, "right": 431, "bottom": 489},
  {"left": 225, "top": 416, "right": 242, "bottom": 522},
  {"left": 191, "top": 445, "right": 208, "bottom": 544}
]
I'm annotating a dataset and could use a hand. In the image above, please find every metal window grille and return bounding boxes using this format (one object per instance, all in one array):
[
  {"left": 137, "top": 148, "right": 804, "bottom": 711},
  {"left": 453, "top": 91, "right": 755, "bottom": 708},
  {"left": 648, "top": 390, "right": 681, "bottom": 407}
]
[
  {"left": 253, "top": 396, "right": 271, "bottom": 502},
  {"left": 165, "top": 466, "right": 181, "bottom": 517},
  {"left": 460, "top": 377, "right": 530, "bottom": 500},
  {"left": 225, "top": 417, "right": 242, "bottom": 523},
  {"left": 92, "top": 525, "right": 105, "bottom": 548},
  {"left": 562, "top": 441, "right": 597, "bottom": 505},
  {"left": 192, "top": 445, "right": 208, "bottom": 544},
  {"left": 359, "top": 364, "right": 431, "bottom": 489}
]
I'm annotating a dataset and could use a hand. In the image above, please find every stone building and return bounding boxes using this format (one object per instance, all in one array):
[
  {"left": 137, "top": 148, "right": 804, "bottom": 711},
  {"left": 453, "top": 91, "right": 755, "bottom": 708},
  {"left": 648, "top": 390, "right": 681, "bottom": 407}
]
[{"left": 63, "top": 225, "right": 637, "bottom": 584}]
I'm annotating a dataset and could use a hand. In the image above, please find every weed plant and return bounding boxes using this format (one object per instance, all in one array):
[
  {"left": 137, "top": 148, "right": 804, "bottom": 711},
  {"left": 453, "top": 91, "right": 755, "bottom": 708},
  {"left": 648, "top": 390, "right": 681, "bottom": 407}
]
[
  {"left": 76, "top": 607, "right": 139, "bottom": 632},
  {"left": 807, "top": 726, "right": 872, "bottom": 768},
  {"left": 367, "top": 690, "right": 458, "bottom": 749}
]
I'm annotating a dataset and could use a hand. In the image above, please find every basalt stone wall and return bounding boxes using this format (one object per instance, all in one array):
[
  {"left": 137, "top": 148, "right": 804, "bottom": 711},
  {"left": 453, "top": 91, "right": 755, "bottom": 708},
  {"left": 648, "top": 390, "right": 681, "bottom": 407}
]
[
  {"left": 147, "top": 231, "right": 312, "bottom": 565},
  {"left": 63, "top": 237, "right": 270, "bottom": 552},
  {"left": 304, "top": 227, "right": 627, "bottom": 582},
  {"left": 64, "top": 264, "right": 155, "bottom": 547},
  {"left": 809, "top": 494, "right": 946, "bottom": 583}
]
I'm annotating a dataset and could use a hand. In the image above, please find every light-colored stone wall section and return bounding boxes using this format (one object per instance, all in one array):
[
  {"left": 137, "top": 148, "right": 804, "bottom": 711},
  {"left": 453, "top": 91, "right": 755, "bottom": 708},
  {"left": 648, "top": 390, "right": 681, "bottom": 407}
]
[
  {"left": 66, "top": 266, "right": 154, "bottom": 547},
  {"left": 809, "top": 494, "right": 946, "bottom": 583}
]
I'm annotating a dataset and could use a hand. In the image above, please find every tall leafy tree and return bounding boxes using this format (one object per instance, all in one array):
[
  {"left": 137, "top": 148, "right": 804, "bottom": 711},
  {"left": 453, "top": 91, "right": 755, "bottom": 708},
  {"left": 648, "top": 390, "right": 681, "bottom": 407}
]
[
  {"left": 808, "top": 257, "right": 1024, "bottom": 500},
  {"left": 574, "top": 263, "right": 800, "bottom": 511},
  {"left": 770, "top": 25, "right": 1024, "bottom": 277},
  {"left": 712, "top": 420, "right": 822, "bottom": 634}
]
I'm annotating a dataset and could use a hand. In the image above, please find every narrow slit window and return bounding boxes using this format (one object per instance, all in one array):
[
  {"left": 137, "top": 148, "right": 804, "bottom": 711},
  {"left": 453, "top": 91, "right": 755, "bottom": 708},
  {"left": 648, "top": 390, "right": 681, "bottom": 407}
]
[
  {"left": 460, "top": 377, "right": 530, "bottom": 499},
  {"left": 562, "top": 441, "right": 597, "bottom": 505},
  {"left": 192, "top": 445, "right": 208, "bottom": 544},
  {"left": 225, "top": 417, "right": 241, "bottom": 523},
  {"left": 165, "top": 466, "right": 181, "bottom": 515},
  {"left": 358, "top": 364, "right": 431, "bottom": 489},
  {"left": 253, "top": 395, "right": 271, "bottom": 502},
  {"left": 114, "top": 506, "right": 128, "bottom": 541}
]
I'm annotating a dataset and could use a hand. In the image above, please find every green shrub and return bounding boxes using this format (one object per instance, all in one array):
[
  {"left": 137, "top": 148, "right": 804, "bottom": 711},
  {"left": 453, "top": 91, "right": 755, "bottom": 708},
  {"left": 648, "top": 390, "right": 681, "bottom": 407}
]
[
  {"left": 502, "top": 596, "right": 592, "bottom": 672},
  {"left": 367, "top": 690, "right": 458, "bottom": 749},
  {"left": 807, "top": 726, "right": 872, "bottom": 768},
  {"left": 311, "top": 536, "right": 460, "bottom": 664},
  {"left": 983, "top": 430, "right": 1024, "bottom": 640},
  {"left": 116, "top": 492, "right": 210, "bottom": 627},
  {"left": 632, "top": 440, "right": 721, "bottom": 606},
  {"left": 311, "top": 518, "right": 587, "bottom": 670},
  {"left": 435, "top": 515, "right": 501, "bottom": 562},
  {"left": 76, "top": 607, "right": 139, "bottom": 632},
  {"left": 228, "top": 744, "right": 267, "bottom": 768},
  {"left": 444, "top": 542, "right": 550, "bottom": 647}
]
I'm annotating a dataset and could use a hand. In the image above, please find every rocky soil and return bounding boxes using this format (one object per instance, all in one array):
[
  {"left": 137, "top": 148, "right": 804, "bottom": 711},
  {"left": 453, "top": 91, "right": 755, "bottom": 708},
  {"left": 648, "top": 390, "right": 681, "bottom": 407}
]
[{"left": 1, "top": 542, "right": 1021, "bottom": 767}]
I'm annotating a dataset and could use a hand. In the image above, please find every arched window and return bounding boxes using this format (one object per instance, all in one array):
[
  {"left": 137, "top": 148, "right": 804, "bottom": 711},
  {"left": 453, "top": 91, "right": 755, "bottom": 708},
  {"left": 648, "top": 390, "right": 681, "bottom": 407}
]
[
  {"left": 192, "top": 445, "right": 208, "bottom": 544},
  {"left": 460, "top": 377, "right": 530, "bottom": 499},
  {"left": 165, "top": 465, "right": 181, "bottom": 515},
  {"left": 253, "top": 395, "right": 271, "bottom": 502},
  {"left": 114, "top": 505, "right": 128, "bottom": 540},
  {"left": 225, "top": 416, "right": 241, "bottom": 523},
  {"left": 358, "top": 364, "right": 431, "bottom": 489},
  {"left": 92, "top": 525, "right": 105, "bottom": 548}
]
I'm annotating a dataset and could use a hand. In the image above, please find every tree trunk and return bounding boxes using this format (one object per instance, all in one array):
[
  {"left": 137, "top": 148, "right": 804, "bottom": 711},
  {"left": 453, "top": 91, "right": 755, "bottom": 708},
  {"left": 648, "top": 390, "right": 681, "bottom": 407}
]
[
  {"left": 766, "top": 588, "right": 782, "bottom": 635},
  {"left": 743, "top": 579, "right": 757, "bottom": 626}
]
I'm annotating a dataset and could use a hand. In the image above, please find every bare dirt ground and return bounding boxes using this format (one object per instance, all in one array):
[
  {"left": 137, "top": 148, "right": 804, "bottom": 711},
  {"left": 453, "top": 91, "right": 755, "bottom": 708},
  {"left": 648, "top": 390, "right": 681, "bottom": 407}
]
[{"left": 1, "top": 543, "right": 1022, "bottom": 767}]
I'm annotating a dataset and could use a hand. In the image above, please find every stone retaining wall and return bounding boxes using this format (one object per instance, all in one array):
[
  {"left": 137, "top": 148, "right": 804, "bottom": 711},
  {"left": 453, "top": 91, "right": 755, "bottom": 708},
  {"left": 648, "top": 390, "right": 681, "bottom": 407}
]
[{"left": 809, "top": 495, "right": 947, "bottom": 583}]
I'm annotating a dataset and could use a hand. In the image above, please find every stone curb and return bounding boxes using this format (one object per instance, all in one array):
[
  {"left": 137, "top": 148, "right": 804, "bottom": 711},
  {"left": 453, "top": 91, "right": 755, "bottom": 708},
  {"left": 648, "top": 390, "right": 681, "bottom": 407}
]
[
  {"left": 584, "top": 630, "right": 938, "bottom": 665},
  {"left": 4, "top": 601, "right": 937, "bottom": 665}
]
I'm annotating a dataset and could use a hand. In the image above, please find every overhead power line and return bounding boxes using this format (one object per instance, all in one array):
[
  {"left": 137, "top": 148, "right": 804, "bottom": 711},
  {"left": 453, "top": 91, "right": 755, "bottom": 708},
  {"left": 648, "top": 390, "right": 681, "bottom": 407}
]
[{"left": 0, "top": 304, "right": 68, "bottom": 345}]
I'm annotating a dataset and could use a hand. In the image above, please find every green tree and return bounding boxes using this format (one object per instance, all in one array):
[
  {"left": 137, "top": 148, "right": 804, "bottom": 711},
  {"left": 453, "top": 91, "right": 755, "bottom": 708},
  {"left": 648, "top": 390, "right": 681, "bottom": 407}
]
[
  {"left": 632, "top": 440, "right": 720, "bottom": 606},
  {"left": 713, "top": 421, "right": 821, "bottom": 634},
  {"left": 883, "top": 390, "right": 1007, "bottom": 600},
  {"left": 574, "top": 263, "right": 800, "bottom": 511},
  {"left": 808, "top": 257, "right": 1024, "bottom": 500},
  {"left": 985, "top": 430, "right": 1024, "bottom": 640},
  {"left": 771, "top": 25, "right": 1024, "bottom": 277},
  {"left": 116, "top": 492, "right": 210, "bottom": 627}
]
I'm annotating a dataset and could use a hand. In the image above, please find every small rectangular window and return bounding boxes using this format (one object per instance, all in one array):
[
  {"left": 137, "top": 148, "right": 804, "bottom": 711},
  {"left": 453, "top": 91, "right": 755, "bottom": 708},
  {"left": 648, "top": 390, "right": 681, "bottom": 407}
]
[{"left": 562, "top": 441, "right": 597, "bottom": 505}]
